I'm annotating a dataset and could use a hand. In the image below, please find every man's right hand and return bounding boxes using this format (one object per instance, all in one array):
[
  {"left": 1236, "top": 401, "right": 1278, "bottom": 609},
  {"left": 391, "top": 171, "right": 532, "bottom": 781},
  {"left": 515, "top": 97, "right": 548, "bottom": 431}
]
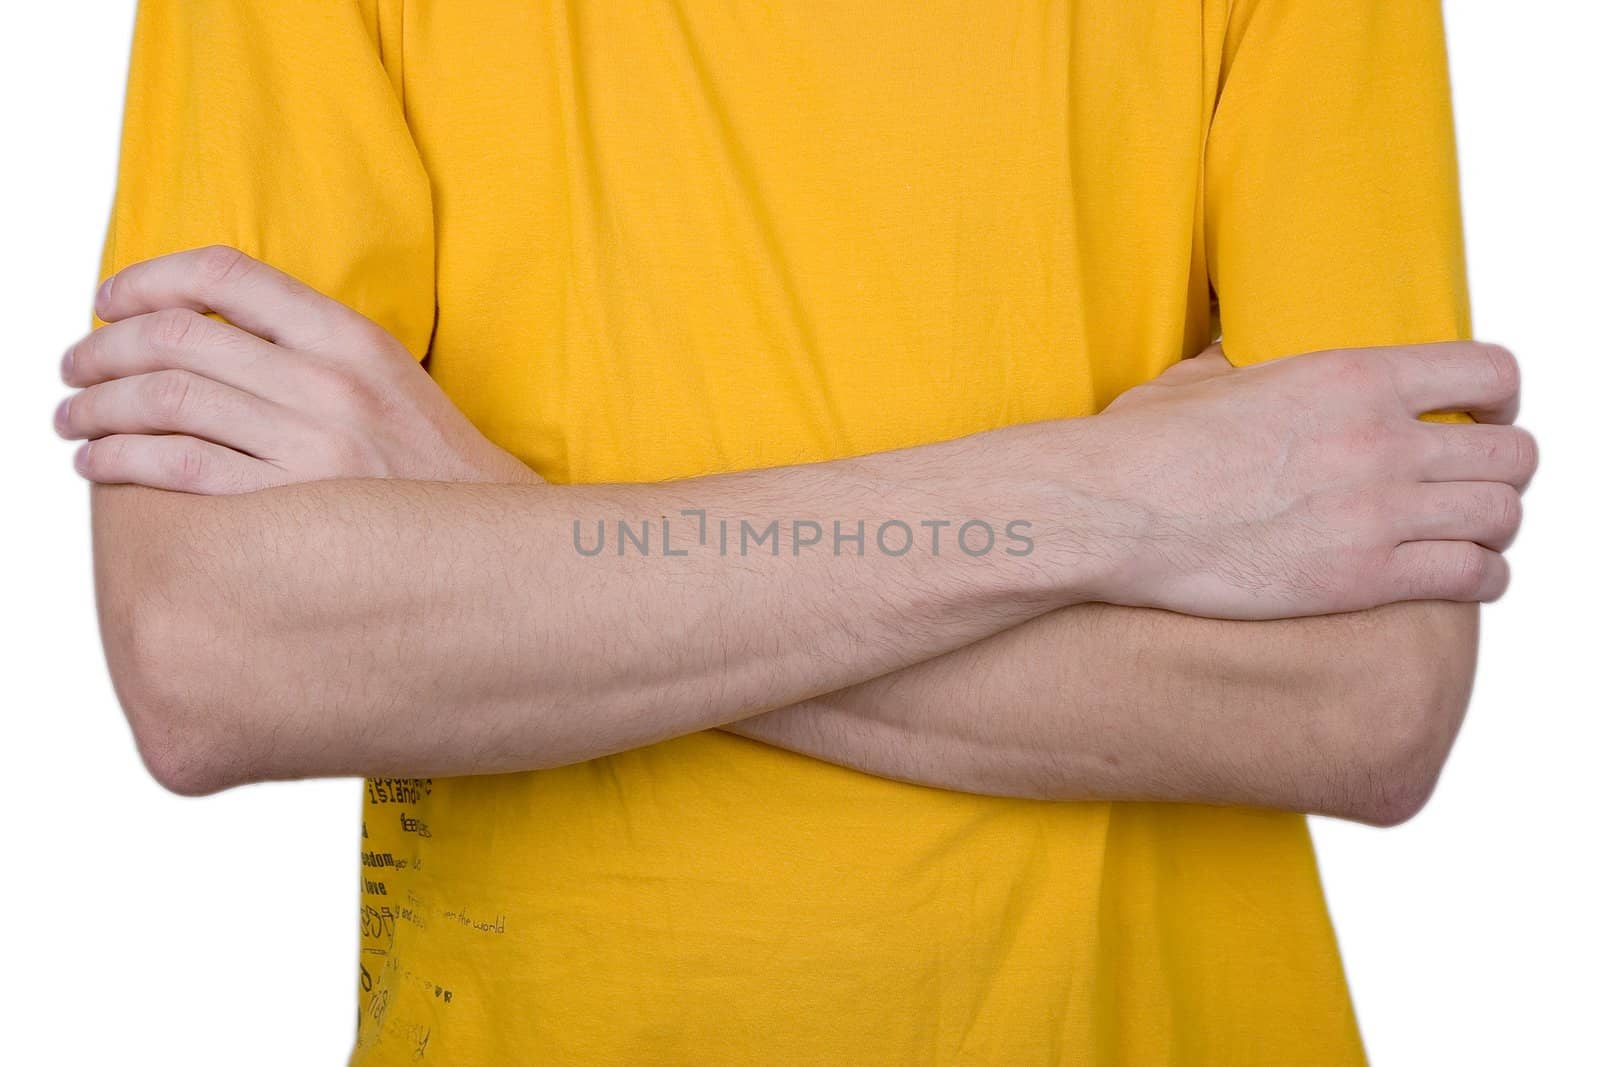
[{"left": 1064, "top": 341, "right": 1536, "bottom": 620}]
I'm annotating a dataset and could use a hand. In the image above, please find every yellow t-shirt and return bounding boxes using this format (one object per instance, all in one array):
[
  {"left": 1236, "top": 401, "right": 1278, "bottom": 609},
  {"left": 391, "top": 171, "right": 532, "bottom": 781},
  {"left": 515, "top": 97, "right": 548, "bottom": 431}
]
[{"left": 102, "top": 1, "right": 1470, "bottom": 1063}]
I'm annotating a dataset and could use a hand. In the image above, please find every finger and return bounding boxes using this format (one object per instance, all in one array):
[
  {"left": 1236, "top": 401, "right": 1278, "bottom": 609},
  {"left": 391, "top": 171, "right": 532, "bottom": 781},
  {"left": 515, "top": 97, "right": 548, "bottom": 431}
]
[
  {"left": 95, "top": 245, "right": 357, "bottom": 352},
  {"left": 1399, "top": 483, "right": 1524, "bottom": 551},
  {"left": 55, "top": 370, "right": 299, "bottom": 460},
  {"left": 64, "top": 309, "right": 280, "bottom": 394},
  {"left": 1415, "top": 423, "right": 1539, "bottom": 488},
  {"left": 1382, "top": 541, "right": 1511, "bottom": 603},
  {"left": 73, "top": 434, "right": 286, "bottom": 495},
  {"left": 1381, "top": 342, "right": 1521, "bottom": 423}
]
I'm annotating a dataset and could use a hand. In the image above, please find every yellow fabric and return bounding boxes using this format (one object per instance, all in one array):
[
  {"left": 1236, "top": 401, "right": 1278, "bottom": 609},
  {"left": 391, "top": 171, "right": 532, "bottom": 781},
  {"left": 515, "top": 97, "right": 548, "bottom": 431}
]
[{"left": 101, "top": 1, "right": 1470, "bottom": 1062}]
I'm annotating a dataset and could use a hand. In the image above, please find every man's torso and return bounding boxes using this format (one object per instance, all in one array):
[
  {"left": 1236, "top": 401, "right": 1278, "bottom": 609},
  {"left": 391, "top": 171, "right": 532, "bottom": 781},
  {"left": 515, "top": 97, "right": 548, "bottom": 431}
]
[{"left": 353, "top": 3, "right": 1364, "bottom": 1062}]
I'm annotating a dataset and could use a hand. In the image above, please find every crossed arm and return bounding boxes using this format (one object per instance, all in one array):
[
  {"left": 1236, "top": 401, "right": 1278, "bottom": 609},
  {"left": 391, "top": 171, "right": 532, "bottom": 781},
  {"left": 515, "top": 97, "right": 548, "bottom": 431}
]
[
  {"left": 66, "top": 248, "right": 1533, "bottom": 823},
  {"left": 727, "top": 599, "right": 1479, "bottom": 825}
]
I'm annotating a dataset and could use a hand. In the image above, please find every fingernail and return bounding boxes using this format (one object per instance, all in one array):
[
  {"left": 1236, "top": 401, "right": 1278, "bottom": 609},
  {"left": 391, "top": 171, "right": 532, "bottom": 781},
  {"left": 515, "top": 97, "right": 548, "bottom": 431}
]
[
  {"left": 95, "top": 275, "right": 115, "bottom": 315},
  {"left": 54, "top": 396, "right": 72, "bottom": 433},
  {"left": 73, "top": 442, "right": 92, "bottom": 474},
  {"left": 60, "top": 346, "right": 75, "bottom": 381}
]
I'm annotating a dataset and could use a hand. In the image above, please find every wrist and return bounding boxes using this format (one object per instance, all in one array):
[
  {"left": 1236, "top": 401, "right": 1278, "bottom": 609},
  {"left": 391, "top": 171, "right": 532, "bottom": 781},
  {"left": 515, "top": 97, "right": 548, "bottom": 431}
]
[{"left": 982, "top": 416, "right": 1150, "bottom": 610}]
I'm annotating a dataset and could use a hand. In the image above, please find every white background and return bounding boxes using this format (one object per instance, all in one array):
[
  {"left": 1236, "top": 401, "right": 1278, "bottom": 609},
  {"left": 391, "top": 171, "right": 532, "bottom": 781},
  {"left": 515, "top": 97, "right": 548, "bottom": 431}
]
[{"left": 2, "top": 4, "right": 1595, "bottom": 1064}]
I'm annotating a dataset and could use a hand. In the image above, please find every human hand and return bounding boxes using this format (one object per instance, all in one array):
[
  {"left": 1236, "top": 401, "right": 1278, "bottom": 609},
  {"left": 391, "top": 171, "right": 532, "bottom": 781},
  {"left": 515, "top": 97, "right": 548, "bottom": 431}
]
[
  {"left": 1080, "top": 341, "right": 1536, "bottom": 619},
  {"left": 56, "top": 246, "right": 538, "bottom": 493}
]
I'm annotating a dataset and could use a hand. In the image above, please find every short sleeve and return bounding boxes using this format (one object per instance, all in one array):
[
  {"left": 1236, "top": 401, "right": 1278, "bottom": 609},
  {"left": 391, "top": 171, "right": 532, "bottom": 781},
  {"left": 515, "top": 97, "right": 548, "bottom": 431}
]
[
  {"left": 1204, "top": 0, "right": 1471, "bottom": 372},
  {"left": 98, "top": 0, "right": 435, "bottom": 358}
]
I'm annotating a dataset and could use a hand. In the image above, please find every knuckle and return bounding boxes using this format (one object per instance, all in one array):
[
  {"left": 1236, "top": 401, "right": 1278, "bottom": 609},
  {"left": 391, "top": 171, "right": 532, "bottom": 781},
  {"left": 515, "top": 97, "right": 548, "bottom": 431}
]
[
  {"left": 79, "top": 438, "right": 114, "bottom": 478},
  {"left": 1477, "top": 343, "right": 1520, "bottom": 398},
  {"left": 66, "top": 384, "right": 100, "bottom": 429},
  {"left": 1420, "top": 422, "right": 1456, "bottom": 468},
  {"left": 1357, "top": 348, "right": 1396, "bottom": 389},
  {"left": 1485, "top": 556, "right": 1511, "bottom": 601},
  {"left": 1439, "top": 544, "right": 1488, "bottom": 595},
  {"left": 144, "top": 369, "right": 198, "bottom": 423},
  {"left": 87, "top": 436, "right": 133, "bottom": 480},
  {"left": 148, "top": 307, "right": 206, "bottom": 353},
  {"left": 1478, "top": 484, "right": 1522, "bottom": 539},
  {"left": 66, "top": 334, "right": 94, "bottom": 381},
  {"left": 1335, "top": 414, "right": 1397, "bottom": 470},
  {"left": 1454, "top": 427, "right": 1498, "bottom": 468},
  {"left": 1459, "top": 546, "right": 1491, "bottom": 588},
  {"left": 1318, "top": 348, "right": 1373, "bottom": 390},
  {"left": 341, "top": 314, "right": 382, "bottom": 347},
  {"left": 1509, "top": 427, "right": 1539, "bottom": 479},
  {"left": 162, "top": 442, "right": 207, "bottom": 490},
  {"left": 194, "top": 244, "right": 254, "bottom": 290},
  {"left": 1358, "top": 497, "right": 1399, "bottom": 548},
  {"left": 1321, "top": 486, "right": 1387, "bottom": 540},
  {"left": 349, "top": 316, "right": 400, "bottom": 357}
]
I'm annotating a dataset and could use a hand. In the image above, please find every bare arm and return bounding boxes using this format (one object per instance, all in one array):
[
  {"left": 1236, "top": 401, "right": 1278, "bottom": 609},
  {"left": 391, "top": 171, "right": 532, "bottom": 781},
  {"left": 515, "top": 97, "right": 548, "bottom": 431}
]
[
  {"left": 90, "top": 437, "right": 1083, "bottom": 795},
  {"left": 70, "top": 250, "right": 1530, "bottom": 802},
  {"left": 727, "top": 600, "right": 1477, "bottom": 826}
]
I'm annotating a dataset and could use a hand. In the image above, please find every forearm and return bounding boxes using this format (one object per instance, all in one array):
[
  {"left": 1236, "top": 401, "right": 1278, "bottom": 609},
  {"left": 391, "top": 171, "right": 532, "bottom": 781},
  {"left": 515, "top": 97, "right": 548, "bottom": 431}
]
[
  {"left": 726, "top": 599, "right": 1477, "bottom": 824},
  {"left": 76, "top": 254, "right": 1528, "bottom": 799},
  {"left": 94, "top": 421, "right": 1108, "bottom": 793}
]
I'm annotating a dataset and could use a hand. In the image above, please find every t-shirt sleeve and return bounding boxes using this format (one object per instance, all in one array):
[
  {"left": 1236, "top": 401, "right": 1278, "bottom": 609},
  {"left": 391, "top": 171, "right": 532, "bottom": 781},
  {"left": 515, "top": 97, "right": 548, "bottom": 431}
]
[
  {"left": 1204, "top": 0, "right": 1471, "bottom": 378},
  {"left": 98, "top": 0, "right": 435, "bottom": 358}
]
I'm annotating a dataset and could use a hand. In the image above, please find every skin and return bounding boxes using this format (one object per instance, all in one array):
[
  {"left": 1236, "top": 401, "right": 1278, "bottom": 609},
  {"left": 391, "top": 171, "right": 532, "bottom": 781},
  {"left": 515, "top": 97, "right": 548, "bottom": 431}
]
[
  {"left": 62, "top": 247, "right": 1535, "bottom": 823},
  {"left": 726, "top": 600, "right": 1477, "bottom": 826}
]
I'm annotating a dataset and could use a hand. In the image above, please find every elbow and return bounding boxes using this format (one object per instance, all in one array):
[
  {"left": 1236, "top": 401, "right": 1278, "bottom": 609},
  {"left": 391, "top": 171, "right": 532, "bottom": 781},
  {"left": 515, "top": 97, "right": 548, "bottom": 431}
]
[
  {"left": 1334, "top": 603, "right": 1480, "bottom": 828},
  {"left": 92, "top": 486, "right": 261, "bottom": 796},
  {"left": 94, "top": 489, "right": 261, "bottom": 796},
  {"left": 1351, "top": 730, "right": 1450, "bottom": 829},
  {"left": 101, "top": 593, "right": 246, "bottom": 797}
]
